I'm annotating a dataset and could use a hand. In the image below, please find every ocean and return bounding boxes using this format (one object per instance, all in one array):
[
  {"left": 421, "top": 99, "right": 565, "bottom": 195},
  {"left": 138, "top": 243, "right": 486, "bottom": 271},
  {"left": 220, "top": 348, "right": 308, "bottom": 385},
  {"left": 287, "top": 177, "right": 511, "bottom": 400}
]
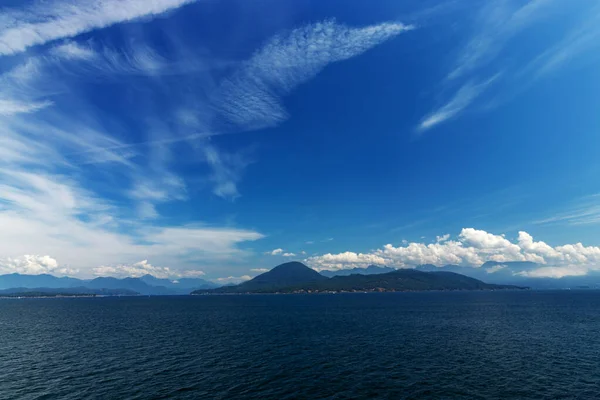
[{"left": 1, "top": 291, "right": 599, "bottom": 399}]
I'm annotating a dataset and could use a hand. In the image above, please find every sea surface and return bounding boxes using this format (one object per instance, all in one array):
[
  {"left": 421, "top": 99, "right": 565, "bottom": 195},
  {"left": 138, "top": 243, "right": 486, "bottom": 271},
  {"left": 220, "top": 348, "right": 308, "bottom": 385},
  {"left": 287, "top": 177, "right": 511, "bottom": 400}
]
[{"left": 1, "top": 291, "right": 599, "bottom": 399}]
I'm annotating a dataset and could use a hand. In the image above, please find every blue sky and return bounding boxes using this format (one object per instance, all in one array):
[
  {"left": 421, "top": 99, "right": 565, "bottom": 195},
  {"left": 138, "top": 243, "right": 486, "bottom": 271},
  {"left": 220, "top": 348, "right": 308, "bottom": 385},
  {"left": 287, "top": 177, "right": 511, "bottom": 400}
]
[{"left": 1, "top": 0, "right": 600, "bottom": 282}]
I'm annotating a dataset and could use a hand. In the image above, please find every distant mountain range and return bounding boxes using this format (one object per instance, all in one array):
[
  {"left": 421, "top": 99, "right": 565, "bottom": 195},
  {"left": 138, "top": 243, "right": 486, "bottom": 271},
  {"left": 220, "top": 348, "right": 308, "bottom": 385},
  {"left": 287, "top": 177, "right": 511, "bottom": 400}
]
[
  {"left": 0, "top": 287, "right": 138, "bottom": 296},
  {"left": 323, "top": 262, "right": 600, "bottom": 290},
  {"left": 415, "top": 262, "right": 600, "bottom": 289},
  {"left": 193, "top": 262, "right": 525, "bottom": 294},
  {"left": 0, "top": 274, "right": 219, "bottom": 295},
  {"left": 319, "top": 265, "right": 396, "bottom": 277},
  {"left": 3, "top": 259, "right": 595, "bottom": 297}
]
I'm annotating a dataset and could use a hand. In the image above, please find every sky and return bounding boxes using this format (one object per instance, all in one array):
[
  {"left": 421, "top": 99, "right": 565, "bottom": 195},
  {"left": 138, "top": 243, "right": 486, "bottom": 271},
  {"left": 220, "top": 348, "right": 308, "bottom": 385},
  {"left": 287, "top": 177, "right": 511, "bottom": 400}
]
[{"left": 1, "top": 0, "right": 600, "bottom": 282}]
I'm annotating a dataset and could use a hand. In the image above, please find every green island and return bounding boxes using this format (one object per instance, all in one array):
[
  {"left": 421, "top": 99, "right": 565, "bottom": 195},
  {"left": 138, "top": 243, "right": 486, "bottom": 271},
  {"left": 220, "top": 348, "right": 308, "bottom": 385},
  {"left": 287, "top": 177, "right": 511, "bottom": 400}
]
[{"left": 192, "top": 262, "right": 528, "bottom": 295}]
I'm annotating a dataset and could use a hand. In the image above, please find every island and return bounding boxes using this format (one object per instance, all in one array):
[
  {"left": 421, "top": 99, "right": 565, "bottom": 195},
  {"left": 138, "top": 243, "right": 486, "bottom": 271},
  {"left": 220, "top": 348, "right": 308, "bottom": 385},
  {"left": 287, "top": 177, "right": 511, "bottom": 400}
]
[{"left": 192, "top": 262, "right": 528, "bottom": 295}]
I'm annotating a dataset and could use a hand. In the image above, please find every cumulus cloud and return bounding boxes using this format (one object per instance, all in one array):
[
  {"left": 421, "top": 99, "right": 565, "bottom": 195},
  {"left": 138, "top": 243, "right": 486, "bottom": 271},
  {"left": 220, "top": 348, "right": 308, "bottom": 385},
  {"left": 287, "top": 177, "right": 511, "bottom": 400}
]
[
  {"left": 250, "top": 268, "right": 269, "bottom": 273},
  {"left": 266, "top": 248, "right": 284, "bottom": 255},
  {"left": 282, "top": 253, "right": 296, "bottom": 257},
  {"left": 516, "top": 266, "right": 589, "bottom": 279},
  {"left": 309, "top": 252, "right": 387, "bottom": 271},
  {"left": 306, "top": 228, "right": 600, "bottom": 278},
  {"left": 0, "top": 255, "right": 78, "bottom": 276},
  {"left": 0, "top": 0, "right": 197, "bottom": 56},
  {"left": 436, "top": 234, "right": 450, "bottom": 243},
  {"left": 92, "top": 260, "right": 204, "bottom": 279}
]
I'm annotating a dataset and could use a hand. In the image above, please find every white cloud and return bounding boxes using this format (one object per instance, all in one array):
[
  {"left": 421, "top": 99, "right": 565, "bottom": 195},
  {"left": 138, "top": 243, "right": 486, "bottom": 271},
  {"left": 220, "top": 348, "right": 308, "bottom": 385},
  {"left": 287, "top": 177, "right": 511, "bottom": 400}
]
[
  {"left": 418, "top": 75, "right": 498, "bottom": 131},
  {"left": 213, "top": 20, "right": 413, "bottom": 131},
  {"left": 517, "top": 231, "right": 561, "bottom": 262},
  {"left": 215, "top": 275, "right": 252, "bottom": 284},
  {"left": 250, "top": 268, "right": 269, "bottom": 273},
  {"left": 201, "top": 142, "right": 251, "bottom": 199},
  {"left": 0, "top": 0, "right": 197, "bottom": 56},
  {"left": 486, "top": 265, "right": 506, "bottom": 274},
  {"left": 527, "top": 6, "right": 600, "bottom": 77},
  {"left": 0, "top": 30, "right": 271, "bottom": 280},
  {"left": 0, "top": 255, "right": 78, "bottom": 276},
  {"left": 417, "top": 0, "right": 558, "bottom": 131},
  {"left": 0, "top": 99, "right": 53, "bottom": 116},
  {"left": 282, "top": 253, "right": 296, "bottom": 257},
  {"left": 306, "top": 228, "right": 600, "bottom": 277},
  {"left": 534, "top": 194, "right": 600, "bottom": 226},
  {"left": 436, "top": 234, "right": 450, "bottom": 243},
  {"left": 92, "top": 260, "right": 204, "bottom": 279},
  {"left": 308, "top": 252, "right": 387, "bottom": 271},
  {"left": 51, "top": 41, "right": 96, "bottom": 60},
  {"left": 516, "top": 266, "right": 588, "bottom": 279},
  {"left": 0, "top": 167, "right": 264, "bottom": 277},
  {"left": 448, "top": 0, "right": 554, "bottom": 80},
  {"left": 266, "top": 248, "right": 284, "bottom": 255}
]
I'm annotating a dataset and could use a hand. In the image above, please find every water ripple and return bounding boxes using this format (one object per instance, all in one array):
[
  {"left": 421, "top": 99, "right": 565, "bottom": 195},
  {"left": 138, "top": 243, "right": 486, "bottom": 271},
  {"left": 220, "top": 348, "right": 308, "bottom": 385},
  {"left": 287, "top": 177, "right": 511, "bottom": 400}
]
[{"left": 1, "top": 292, "right": 600, "bottom": 399}]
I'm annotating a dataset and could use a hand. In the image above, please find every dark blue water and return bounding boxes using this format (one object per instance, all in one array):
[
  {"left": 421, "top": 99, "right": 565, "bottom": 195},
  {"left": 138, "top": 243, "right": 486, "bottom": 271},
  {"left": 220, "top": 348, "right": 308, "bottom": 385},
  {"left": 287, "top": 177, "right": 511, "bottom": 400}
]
[{"left": 1, "top": 291, "right": 599, "bottom": 399}]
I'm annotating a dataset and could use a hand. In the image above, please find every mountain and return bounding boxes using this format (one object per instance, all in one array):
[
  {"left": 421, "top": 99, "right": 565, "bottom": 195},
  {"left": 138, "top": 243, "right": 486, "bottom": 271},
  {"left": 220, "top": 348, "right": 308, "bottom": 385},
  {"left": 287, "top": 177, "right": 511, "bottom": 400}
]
[
  {"left": 288, "top": 270, "right": 524, "bottom": 293},
  {"left": 0, "top": 287, "right": 138, "bottom": 296},
  {"left": 139, "top": 275, "right": 218, "bottom": 293},
  {"left": 319, "top": 265, "right": 396, "bottom": 278},
  {"left": 414, "top": 262, "right": 600, "bottom": 289},
  {"left": 416, "top": 262, "right": 538, "bottom": 282},
  {"left": 0, "top": 273, "right": 220, "bottom": 295},
  {"left": 202, "top": 262, "right": 327, "bottom": 293},
  {"left": 194, "top": 264, "right": 525, "bottom": 294},
  {"left": 85, "top": 277, "right": 175, "bottom": 295},
  {"left": 176, "top": 277, "right": 220, "bottom": 290},
  {"left": 0, "top": 273, "right": 82, "bottom": 290}
]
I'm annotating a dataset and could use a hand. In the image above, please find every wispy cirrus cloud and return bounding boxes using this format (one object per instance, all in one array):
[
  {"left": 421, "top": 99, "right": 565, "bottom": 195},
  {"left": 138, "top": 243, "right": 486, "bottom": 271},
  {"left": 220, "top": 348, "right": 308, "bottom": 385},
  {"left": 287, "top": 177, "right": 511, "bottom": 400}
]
[
  {"left": 0, "top": 167, "right": 264, "bottom": 277},
  {"left": 0, "top": 9, "right": 416, "bottom": 278},
  {"left": 448, "top": 0, "right": 555, "bottom": 81},
  {"left": 418, "top": 75, "right": 498, "bottom": 131},
  {"left": 0, "top": 44, "right": 264, "bottom": 278},
  {"left": 417, "top": 0, "right": 558, "bottom": 132},
  {"left": 0, "top": 99, "right": 53, "bottom": 116},
  {"left": 201, "top": 141, "right": 253, "bottom": 200},
  {"left": 0, "top": 0, "right": 198, "bottom": 56},
  {"left": 526, "top": 6, "right": 600, "bottom": 78},
  {"left": 534, "top": 194, "right": 600, "bottom": 226},
  {"left": 212, "top": 20, "right": 413, "bottom": 131}
]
